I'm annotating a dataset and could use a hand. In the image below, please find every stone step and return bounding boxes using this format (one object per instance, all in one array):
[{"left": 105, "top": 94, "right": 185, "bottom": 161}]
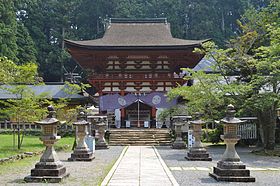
[
  {"left": 109, "top": 136, "right": 170, "bottom": 138},
  {"left": 109, "top": 129, "right": 171, "bottom": 146},
  {"left": 109, "top": 139, "right": 171, "bottom": 142},
  {"left": 109, "top": 143, "right": 171, "bottom": 146}
]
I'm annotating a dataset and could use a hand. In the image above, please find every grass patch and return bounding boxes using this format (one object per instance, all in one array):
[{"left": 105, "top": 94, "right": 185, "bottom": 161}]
[
  {"left": 97, "top": 158, "right": 119, "bottom": 186},
  {"left": 0, "top": 134, "right": 74, "bottom": 159},
  {"left": 0, "top": 155, "right": 40, "bottom": 175}
]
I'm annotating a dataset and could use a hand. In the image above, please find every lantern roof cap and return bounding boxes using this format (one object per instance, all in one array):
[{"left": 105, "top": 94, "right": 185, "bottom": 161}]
[
  {"left": 35, "top": 105, "right": 60, "bottom": 125},
  {"left": 73, "top": 111, "right": 89, "bottom": 125},
  {"left": 190, "top": 112, "right": 205, "bottom": 124},
  {"left": 221, "top": 104, "right": 245, "bottom": 124}
]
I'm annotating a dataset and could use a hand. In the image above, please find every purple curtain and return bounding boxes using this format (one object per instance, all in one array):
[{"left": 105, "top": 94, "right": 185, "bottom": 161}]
[
  {"left": 139, "top": 92, "right": 177, "bottom": 108},
  {"left": 99, "top": 94, "right": 121, "bottom": 111},
  {"left": 99, "top": 93, "right": 137, "bottom": 111},
  {"left": 99, "top": 92, "right": 176, "bottom": 111}
]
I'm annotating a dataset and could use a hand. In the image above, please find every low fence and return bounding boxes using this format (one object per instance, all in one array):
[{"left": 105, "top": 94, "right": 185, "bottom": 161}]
[
  {"left": 238, "top": 117, "right": 258, "bottom": 139},
  {"left": 0, "top": 121, "right": 41, "bottom": 130}
]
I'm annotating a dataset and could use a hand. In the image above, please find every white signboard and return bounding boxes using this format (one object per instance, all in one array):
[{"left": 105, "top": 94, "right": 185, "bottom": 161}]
[
  {"left": 85, "top": 135, "right": 95, "bottom": 153},
  {"left": 188, "top": 130, "right": 195, "bottom": 149}
]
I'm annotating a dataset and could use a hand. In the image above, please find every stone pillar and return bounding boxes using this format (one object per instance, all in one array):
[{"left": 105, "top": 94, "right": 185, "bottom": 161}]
[
  {"left": 185, "top": 112, "right": 212, "bottom": 161},
  {"left": 209, "top": 105, "right": 255, "bottom": 182},
  {"left": 24, "top": 105, "right": 69, "bottom": 183},
  {"left": 172, "top": 115, "right": 187, "bottom": 149},
  {"left": 96, "top": 117, "right": 109, "bottom": 149},
  {"left": 4, "top": 120, "right": 7, "bottom": 129},
  {"left": 68, "top": 112, "right": 94, "bottom": 161}
]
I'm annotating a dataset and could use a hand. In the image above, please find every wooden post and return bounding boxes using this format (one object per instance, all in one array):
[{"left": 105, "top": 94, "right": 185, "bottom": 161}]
[
  {"left": 120, "top": 90, "right": 125, "bottom": 128},
  {"left": 151, "top": 107, "right": 157, "bottom": 128}
]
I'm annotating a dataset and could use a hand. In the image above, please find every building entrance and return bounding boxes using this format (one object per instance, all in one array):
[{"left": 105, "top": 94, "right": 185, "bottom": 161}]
[{"left": 125, "top": 101, "right": 152, "bottom": 128}]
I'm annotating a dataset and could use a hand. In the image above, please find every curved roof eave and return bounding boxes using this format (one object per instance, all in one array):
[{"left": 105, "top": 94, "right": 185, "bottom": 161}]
[{"left": 65, "top": 39, "right": 211, "bottom": 51}]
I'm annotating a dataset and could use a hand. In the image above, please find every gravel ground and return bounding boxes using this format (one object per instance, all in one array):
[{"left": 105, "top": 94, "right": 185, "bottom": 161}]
[
  {"left": 156, "top": 146, "right": 280, "bottom": 186},
  {"left": 0, "top": 146, "right": 124, "bottom": 186}
]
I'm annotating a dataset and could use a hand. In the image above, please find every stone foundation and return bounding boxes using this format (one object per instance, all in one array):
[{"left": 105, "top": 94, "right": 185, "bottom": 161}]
[
  {"left": 185, "top": 149, "right": 212, "bottom": 161},
  {"left": 24, "top": 161, "right": 69, "bottom": 183},
  {"left": 96, "top": 142, "right": 109, "bottom": 150},
  {"left": 209, "top": 160, "right": 255, "bottom": 182},
  {"left": 68, "top": 149, "right": 95, "bottom": 161},
  {"left": 172, "top": 140, "right": 186, "bottom": 149}
]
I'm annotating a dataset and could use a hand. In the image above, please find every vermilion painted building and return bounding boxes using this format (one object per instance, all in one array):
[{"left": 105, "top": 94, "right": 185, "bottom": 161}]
[{"left": 65, "top": 18, "right": 207, "bottom": 128}]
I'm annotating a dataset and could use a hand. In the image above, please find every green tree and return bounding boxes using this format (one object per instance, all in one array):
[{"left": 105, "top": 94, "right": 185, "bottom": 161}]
[
  {"left": 0, "top": 86, "right": 47, "bottom": 149},
  {"left": 0, "top": 0, "right": 18, "bottom": 62},
  {"left": 16, "top": 23, "right": 37, "bottom": 64},
  {"left": 0, "top": 57, "right": 39, "bottom": 84},
  {"left": 170, "top": 1, "right": 280, "bottom": 150}
]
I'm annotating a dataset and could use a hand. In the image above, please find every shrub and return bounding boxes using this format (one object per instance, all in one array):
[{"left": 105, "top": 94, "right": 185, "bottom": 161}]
[{"left": 202, "top": 125, "right": 223, "bottom": 144}]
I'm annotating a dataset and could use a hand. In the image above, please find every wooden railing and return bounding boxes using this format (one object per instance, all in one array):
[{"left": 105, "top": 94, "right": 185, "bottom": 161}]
[
  {"left": 238, "top": 117, "right": 258, "bottom": 139},
  {"left": 0, "top": 121, "right": 41, "bottom": 130},
  {"left": 89, "top": 73, "right": 184, "bottom": 80}
]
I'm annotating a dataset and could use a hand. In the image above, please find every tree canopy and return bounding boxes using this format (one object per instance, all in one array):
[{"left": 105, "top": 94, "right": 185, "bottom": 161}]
[
  {"left": 0, "top": 0, "right": 272, "bottom": 81},
  {"left": 169, "top": 0, "right": 280, "bottom": 149}
]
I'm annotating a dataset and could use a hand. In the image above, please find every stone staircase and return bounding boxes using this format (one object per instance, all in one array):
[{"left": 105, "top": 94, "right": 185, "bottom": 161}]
[{"left": 109, "top": 128, "right": 172, "bottom": 146}]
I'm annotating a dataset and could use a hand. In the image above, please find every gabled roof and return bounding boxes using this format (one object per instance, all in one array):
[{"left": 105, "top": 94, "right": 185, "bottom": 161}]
[
  {"left": 193, "top": 57, "right": 216, "bottom": 72},
  {"left": 0, "top": 84, "right": 86, "bottom": 100},
  {"left": 65, "top": 18, "right": 209, "bottom": 50}
]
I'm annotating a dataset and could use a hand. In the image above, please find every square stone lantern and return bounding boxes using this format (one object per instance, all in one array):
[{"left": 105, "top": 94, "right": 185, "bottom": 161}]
[
  {"left": 172, "top": 115, "right": 191, "bottom": 149},
  {"left": 95, "top": 116, "right": 109, "bottom": 149},
  {"left": 87, "top": 115, "right": 109, "bottom": 149},
  {"left": 24, "top": 105, "right": 69, "bottom": 183},
  {"left": 68, "top": 112, "right": 95, "bottom": 161},
  {"left": 185, "top": 112, "right": 212, "bottom": 161},
  {"left": 209, "top": 104, "right": 255, "bottom": 182}
]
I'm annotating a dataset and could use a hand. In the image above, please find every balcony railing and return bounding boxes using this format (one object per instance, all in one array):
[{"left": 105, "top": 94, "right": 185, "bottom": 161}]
[{"left": 89, "top": 73, "right": 185, "bottom": 80}]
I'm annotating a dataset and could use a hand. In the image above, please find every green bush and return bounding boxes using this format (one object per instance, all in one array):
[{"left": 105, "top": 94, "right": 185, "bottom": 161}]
[{"left": 202, "top": 125, "right": 223, "bottom": 144}]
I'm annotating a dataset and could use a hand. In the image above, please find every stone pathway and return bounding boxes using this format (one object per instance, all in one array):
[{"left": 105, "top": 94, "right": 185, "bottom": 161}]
[
  {"left": 169, "top": 166, "right": 280, "bottom": 171},
  {"left": 0, "top": 146, "right": 124, "bottom": 186},
  {"left": 157, "top": 146, "right": 280, "bottom": 186},
  {"left": 101, "top": 146, "right": 178, "bottom": 186}
]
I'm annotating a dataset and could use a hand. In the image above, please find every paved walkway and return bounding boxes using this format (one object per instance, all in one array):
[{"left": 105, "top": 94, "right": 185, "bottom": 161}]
[{"left": 101, "top": 146, "right": 178, "bottom": 186}]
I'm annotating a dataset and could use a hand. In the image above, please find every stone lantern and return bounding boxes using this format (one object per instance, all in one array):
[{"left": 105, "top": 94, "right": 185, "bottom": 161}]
[
  {"left": 172, "top": 115, "right": 190, "bottom": 149},
  {"left": 209, "top": 104, "right": 255, "bottom": 182},
  {"left": 68, "top": 112, "right": 94, "bottom": 161},
  {"left": 95, "top": 116, "right": 109, "bottom": 149},
  {"left": 24, "top": 105, "right": 69, "bottom": 183},
  {"left": 185, "top": 112, "right": 212, "bottom": 161}
]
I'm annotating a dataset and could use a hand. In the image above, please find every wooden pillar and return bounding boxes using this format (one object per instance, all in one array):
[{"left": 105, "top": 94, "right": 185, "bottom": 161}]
[
  {"left": 151, "top": 107, "right": 157, "bottom": 128},
  {"left": 120, "top": 90, "right": 125, "bottom": 128}
]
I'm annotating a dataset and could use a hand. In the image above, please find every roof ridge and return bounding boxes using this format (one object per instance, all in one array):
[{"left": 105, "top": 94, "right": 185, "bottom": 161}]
[{"left": 110, "top": 18, "right": 167, "bottom": 24}]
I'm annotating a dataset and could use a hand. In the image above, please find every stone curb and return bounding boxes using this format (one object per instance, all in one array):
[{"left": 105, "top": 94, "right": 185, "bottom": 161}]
[
  {"left": 0, "top": 151, "right": 43, "bottom": 164},
  {"left": 100, "top": 146, "right": 128, "bottom": 186},
  {"left": 153, "top": 146, "right": 179, "bottom": 186}
]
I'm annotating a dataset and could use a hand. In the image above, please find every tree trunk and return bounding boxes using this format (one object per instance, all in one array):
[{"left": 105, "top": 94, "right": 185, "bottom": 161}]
[
  {"left": 258, "top": 105, "right": 277, "bottom": 150},
  {"left": 17, "top": 126, "right": 20, "bottom": 150}
]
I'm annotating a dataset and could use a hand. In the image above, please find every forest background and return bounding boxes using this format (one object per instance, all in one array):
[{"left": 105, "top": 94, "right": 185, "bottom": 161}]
[{"left": 0, "top": 0, "right": 271, "bottom": 82}]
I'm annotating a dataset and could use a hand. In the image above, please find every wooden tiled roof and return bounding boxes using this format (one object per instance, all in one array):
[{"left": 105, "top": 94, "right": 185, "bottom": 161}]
[{"left": 65, "top": 18, "right": 209, "bottom": 50}]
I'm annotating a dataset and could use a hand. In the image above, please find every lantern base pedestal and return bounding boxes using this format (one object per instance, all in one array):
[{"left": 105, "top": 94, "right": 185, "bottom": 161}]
[
  {"left": 185, "top": 148, "right": 212, "bottom": 161},
  {"left": 96, "top": 141, "right": 109, "bottom": 150},
  {"left": 24, "top": 161, "right": 69, "bottom": 183},
  {"left": 209, "top": 161, "right": 255, "bottom": 182},
  {"left": 68, "top": 149, "right": 95, "bottom": 161},
  {"left": 172, "top": 140, "right": 186, "bottom": 149}
]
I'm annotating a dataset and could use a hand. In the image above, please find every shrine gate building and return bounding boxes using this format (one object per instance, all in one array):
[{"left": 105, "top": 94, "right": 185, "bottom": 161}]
[{"left": 65, "top": 18, "right": 207, "bottom": 128}]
